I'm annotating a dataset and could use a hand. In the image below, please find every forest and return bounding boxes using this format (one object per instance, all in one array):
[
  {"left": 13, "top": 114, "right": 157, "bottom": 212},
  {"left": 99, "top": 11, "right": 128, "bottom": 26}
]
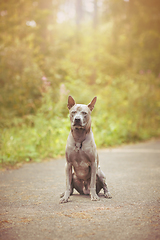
[{"left": 0, "top": 0, "right": 160, "bottom": 167}]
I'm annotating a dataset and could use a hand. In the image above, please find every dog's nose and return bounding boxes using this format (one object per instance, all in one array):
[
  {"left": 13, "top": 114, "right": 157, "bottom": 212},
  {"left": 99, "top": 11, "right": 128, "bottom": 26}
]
[{"left": 75, "top": 118, "right": 81, "bottom": 123}]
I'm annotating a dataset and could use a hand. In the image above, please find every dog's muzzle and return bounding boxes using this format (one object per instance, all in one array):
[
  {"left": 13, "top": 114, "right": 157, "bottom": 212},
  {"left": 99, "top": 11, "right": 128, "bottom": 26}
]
[{"left": 74, "top": 117, "right": 82, "bottom": 127}]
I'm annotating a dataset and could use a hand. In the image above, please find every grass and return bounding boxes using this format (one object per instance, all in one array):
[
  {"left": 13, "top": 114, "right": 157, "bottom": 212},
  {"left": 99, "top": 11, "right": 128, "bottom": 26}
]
[{"left": 0, "top": 112, "right": 159, "bottom": 168}]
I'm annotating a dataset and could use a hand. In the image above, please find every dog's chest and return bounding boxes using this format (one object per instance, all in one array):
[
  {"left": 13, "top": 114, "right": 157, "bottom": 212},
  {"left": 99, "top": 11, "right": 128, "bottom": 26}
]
[
  {"left": 71, "top": 151, "right": 91, "bottom": 178},
  {"left": 69, "top": 147, "right": 91, "bottom": 167}
]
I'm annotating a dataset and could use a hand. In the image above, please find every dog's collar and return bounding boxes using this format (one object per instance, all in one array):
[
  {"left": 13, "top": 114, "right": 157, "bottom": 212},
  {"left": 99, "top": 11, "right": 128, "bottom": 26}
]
[
  {"left": 71, "top": 128, "right": 87, "bottom": 152},
  {"left": 74, "top": 142, "right": 82, "bottom": 152}
]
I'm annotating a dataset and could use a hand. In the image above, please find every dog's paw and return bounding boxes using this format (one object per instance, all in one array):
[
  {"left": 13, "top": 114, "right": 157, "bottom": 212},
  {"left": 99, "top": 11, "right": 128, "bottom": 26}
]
[
  {"left": 91, "top": 194, "right": 100, "bottom": 201},
  {"left": 104, "top": 192, "right": 112, "bottom": 199},
  {"left": 59, "top": 197, "right": 69, "bottom": 204},
  {"left": 90, "top": 188, "right": 100, "bottom": 201},
  {"left": 91, "top": 193, "right": 100, "bottom": 201},
  {"left": 60, "top": 192, "right": 65, "bottom": 198},
  {"left": 59, "top": 191, "right": 70, "bottom": 204}
]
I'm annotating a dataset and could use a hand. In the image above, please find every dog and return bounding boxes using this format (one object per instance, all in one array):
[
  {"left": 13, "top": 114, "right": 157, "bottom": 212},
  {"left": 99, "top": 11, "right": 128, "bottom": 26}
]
[{"left": 60, "top": 96, "right": 112, "bottom": 203}]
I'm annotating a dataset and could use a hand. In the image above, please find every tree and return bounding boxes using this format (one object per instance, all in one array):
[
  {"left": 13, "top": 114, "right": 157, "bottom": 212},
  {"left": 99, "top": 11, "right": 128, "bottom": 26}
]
[
  {"left": 75, "top": 0, "right": 83, "bottom": 26},
  {"left": 102, "top": 0, "right": 160, "bottom": 74},
  {"left": 93, "top": 0, "right": 98, "bottom": 28}
]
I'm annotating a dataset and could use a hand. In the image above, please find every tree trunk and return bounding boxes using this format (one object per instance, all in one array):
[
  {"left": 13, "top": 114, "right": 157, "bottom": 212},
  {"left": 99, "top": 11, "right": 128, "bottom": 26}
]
[
  {"left": 75, "top": 0, "right": 83, "bottom": 27},
  {"left": 93, "top": 0, "right": 98, "bottom": 28}
]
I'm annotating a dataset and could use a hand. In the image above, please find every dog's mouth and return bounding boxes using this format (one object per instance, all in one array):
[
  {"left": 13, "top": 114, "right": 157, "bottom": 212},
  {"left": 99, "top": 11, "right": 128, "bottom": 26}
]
[
  {"left": 73, "top": 122, "right": 85, "bottom": 129},
  {"left": 73, "top": 123, "right": 83, "bottom": 128}
]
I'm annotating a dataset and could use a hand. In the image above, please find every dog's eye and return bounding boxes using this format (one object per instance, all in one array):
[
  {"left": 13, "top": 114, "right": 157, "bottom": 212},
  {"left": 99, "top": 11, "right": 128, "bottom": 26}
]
[
  {"left": 71, "top": 111, "right": 76, "bottom": 116},
  {"left": 82, "top": 112, "right": 87, "bottom": 115}
]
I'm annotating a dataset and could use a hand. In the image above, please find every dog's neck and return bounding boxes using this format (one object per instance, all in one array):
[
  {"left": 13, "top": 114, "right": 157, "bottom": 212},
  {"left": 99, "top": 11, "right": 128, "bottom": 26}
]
[{"left": 71, "top": 127, "right": 90, "bottom": 143}]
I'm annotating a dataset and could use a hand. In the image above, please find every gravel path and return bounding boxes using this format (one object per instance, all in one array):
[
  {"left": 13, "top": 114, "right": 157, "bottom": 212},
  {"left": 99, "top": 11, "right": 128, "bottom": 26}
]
[{"left": 0, "top": 139, "right": 160, "bottom": 240}]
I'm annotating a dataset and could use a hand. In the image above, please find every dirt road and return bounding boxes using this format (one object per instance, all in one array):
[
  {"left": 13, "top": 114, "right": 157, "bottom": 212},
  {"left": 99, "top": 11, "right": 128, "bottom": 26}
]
[{"left": 0, "top": 139, "right": 160, "bottom": 240}]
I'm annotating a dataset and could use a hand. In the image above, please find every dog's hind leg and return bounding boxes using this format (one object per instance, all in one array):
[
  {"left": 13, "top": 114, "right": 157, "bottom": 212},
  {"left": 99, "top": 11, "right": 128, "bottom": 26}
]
[{"left": 97, "top": 168, "right": 112, "bottom": 198}]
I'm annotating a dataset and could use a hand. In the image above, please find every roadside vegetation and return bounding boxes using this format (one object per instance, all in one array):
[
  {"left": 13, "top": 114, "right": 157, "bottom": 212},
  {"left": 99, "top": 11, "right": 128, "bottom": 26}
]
[{"left": 0, "top": 0, "right": 160, "bottom": 167}]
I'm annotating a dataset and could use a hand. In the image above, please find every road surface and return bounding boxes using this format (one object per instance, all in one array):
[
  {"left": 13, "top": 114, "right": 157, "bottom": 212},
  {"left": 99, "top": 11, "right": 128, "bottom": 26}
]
[{"left": 0, "top": 139, "right": 160, "bottom": 240}]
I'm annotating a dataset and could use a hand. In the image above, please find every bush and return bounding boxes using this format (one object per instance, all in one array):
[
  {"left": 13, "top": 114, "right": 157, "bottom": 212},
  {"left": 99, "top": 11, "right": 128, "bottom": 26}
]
[{"left": 0, "top": 74, "right": 159, "bottom": 167}]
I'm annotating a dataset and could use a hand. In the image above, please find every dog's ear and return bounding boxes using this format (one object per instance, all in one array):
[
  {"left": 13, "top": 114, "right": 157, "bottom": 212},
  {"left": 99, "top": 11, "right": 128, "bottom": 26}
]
[
  {"left": 88, "top": 96, "right": 97, "bottom": 111},
  {"left": 67, "top": 95, "right": 76, "bottom": 110}
]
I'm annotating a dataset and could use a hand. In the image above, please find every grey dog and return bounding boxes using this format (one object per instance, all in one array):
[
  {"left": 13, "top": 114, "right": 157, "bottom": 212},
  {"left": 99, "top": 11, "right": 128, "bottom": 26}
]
[{"left": 60, "top": 96, "right": 112, "bottom": 203}]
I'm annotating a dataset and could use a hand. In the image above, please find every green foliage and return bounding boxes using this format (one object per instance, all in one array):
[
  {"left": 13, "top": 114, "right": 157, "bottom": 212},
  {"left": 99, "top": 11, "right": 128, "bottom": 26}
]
[
  {"left": 0, "top": 44, "right": 42, "bottom": 120},
  {"left": 92, "top": 74, "right": 160, "bottom": 146},
  {"left": 0, "top": 74, "right": 160, "bottom": 167},
  {"left": 0, "top": 116, "right": 70, "bottom": 166},
  {"left": 0, "top": 0, "right": 160, "bottom": 167}
]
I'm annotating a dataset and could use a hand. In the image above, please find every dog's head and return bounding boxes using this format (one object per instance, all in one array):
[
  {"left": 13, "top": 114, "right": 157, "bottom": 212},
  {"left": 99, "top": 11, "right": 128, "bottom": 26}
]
[{"left": 67, "top": 95, "right": 97, "bottom": 131}]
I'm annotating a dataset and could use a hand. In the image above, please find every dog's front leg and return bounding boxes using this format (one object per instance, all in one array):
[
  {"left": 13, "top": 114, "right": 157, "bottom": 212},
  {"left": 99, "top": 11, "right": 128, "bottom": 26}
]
[
  {"left": 60, "top": 162, "right": 72, "bottom": 203},
  {"left": 90, "top": 162, "right": 100, "bottom": 201}
]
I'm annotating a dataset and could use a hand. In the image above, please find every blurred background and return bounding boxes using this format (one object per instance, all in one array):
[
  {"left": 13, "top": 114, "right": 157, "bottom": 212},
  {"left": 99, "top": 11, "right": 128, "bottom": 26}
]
[{"left": 0, "top": 0, "right": 160, "bottom": 166}]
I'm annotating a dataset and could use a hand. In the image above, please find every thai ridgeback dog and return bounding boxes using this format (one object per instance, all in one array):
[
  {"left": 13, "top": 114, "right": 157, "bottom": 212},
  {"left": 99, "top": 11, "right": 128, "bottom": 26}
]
[{"left": 60, "top": 96, "right": 112, "bottom": 203}]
